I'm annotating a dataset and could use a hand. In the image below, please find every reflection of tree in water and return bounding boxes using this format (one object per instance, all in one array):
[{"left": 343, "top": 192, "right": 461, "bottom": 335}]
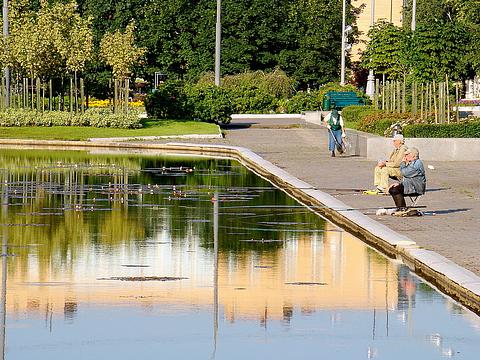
[{"left": 0, "top": 149, "right": 327, "bottom": 280}]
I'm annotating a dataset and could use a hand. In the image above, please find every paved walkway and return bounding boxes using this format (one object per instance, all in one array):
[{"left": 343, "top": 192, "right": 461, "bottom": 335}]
[{"left": 150, "top": 117, "right": 480, "bottom": 277}]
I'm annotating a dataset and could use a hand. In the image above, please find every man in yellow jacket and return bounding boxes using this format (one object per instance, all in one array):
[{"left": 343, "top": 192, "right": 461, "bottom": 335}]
[{"left": 373, "top": 134, "right": 408, "bottom": 194}]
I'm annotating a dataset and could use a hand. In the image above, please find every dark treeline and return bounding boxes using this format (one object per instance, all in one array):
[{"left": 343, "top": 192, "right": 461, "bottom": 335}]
[{"left": 70, "top": 0, "right": 357, "bottom": 94}]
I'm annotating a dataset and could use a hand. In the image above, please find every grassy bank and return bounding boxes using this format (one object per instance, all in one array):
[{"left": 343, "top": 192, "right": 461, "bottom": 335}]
[{"left": 0, "top": 120, "right": 219, "bottom": 141}]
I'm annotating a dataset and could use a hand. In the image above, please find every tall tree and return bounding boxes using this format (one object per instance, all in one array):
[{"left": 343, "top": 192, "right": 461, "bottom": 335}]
[
  {"left": 361, "top": 21, "right": 408, "bottom": 80},
  {"left": 78, "top": 0, "right": 355, "bottom": 87}
]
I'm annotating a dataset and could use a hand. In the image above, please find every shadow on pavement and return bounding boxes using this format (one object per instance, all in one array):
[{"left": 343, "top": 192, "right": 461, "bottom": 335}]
[
  {"left": 423, "top": 208, "right": 471, "bottom": 215},
  {"left": 222, "top": 123, "right": 256, "bottom": 130},
  {"left": 426, "top": 187, "right": 451, "bottom": 193}
]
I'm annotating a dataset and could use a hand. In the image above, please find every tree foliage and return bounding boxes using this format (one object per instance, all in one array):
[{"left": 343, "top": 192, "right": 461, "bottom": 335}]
[
  {"left": 361, "top": 21, "right": 408, "bottom": 80},
  {"left": 99, "top": 22, "right": 146, "bottom": 79},
  {"left": 6, "top": 0, "right": 93, "bottom": 77},
  {"left": 407, "top": 21, "right": 470, "bottom": 81},
  {"left": 77, "top": 0, "right": 358, "bottom": 87},
  {"left": 364, "top": 0, "right": 480, "bottom": 81}
]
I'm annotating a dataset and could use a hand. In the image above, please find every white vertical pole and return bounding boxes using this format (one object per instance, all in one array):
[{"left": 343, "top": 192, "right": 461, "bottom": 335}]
[
  {"left": 214, "top": 0, "right": 221, "bottom": 86},
  {"left": 2, "top": 0, "right": 9, "bottom": 107},
  {"left": 411, "top": 0, "right": 417, "bottom": 32},
  {"left": 340, "top": 0, "right": 346, "bottom": 86},
  {"left": 366, "top": 0, "right": 375, "bottom": 98}
]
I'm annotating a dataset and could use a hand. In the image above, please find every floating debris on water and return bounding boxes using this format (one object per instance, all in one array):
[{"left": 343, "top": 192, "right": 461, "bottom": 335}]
[
  {"left": 240, "top": 239, "right": 284, "bottom": 243},
  {"left": 258, "top": 221, "right": 313, "bottom": 226},
  {"left": 285, "top": 282, "right": 327, "bottom": 286},
  {"left": 97, "top": 276, "right": 188, "bottom": 282},
  {"left": 0, "top": 223, "right": 49, "bottom": 227}
]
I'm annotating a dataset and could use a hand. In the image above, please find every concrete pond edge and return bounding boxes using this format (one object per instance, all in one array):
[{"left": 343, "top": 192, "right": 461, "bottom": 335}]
[{"left": 0, "top": 138, "right": 479, "bottom": 315}]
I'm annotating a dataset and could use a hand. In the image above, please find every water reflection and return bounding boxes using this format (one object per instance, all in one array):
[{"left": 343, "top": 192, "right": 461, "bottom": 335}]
[{"left": 0, "top": 149, "right": 478, "bottom": 359}]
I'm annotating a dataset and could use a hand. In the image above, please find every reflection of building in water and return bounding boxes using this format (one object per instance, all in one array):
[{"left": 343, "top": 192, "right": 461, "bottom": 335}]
[
  {"left": 397, "top": 266, "right": 416, "bottom": 311},
  {"left": 5, "top": 223, "right": 399, "bottom": 323}
]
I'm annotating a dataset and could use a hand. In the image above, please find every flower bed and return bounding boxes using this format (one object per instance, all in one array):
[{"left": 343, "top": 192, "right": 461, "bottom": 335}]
[{"left": 88, "top": 99, "right": 144, "bottom": 108}]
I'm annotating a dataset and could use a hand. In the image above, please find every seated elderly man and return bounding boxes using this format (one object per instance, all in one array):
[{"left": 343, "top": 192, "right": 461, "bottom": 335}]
[
  {"left": 373, "top": 134, "right": 408, "bottom": 194},
  {"left": 388, "top": 147, "right": 426, "bottom": 211}
]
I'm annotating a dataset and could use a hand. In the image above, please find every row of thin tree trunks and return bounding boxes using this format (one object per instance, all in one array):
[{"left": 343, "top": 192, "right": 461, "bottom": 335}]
[
  {"left": 0, "top": 76, "right": 130, "bottom": 114},
  {"left": 373, "top": 76, "right": 461, "bottom": 123},
  {"left": 0, "top": 76, "right": 85, "bottom": 113}
]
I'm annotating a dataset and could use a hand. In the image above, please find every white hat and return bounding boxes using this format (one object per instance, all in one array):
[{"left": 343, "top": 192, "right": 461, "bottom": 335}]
[{"left": 393, "top": 134, "right": 404, "bottom": 141}]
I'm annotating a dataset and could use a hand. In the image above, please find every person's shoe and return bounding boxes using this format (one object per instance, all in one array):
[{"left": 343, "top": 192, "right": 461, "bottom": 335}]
[
  {"left": 331, "top": 151, "right": 335, "bottom": 157},
  {"left": 376, "top": 186, "right": 385, "bottom": 193}
]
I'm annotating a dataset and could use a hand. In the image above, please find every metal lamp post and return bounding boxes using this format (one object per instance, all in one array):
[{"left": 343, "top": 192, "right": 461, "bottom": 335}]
[
  {"left": 340, "top": 0, "right": 347, "bottom": 85},
  {"left": 365, "top": 0, "right": 375, "bottom": 98},
  {"left": 411, "top": 0, "right": 416, "bottom": 32},
  {"left": 2, "top": 0, "right": 9, "bottom": 107},
  {"left": 214, "top": 0, "right": 221, "bottom": 86}
]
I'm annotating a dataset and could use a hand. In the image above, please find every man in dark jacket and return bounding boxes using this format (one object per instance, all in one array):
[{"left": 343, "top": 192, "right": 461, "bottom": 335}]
[{"left": 388, "top": 147, "right": 426, "bottom": 211}]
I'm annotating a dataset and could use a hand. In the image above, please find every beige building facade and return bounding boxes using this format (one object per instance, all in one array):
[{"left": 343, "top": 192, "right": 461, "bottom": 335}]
[{"left": 352, "top": 0, "right": 405, "bottom": 61}]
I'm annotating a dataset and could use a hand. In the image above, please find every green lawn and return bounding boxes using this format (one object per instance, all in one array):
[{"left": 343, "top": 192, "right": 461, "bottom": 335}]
[{"left": 0, "top": 120, "right": 220, "bottom": 141}]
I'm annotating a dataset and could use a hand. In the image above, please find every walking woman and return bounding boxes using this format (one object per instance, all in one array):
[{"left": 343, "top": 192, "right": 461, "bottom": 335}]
[{"left": 323, "top": 104, "right": 346, "bottom": 157}]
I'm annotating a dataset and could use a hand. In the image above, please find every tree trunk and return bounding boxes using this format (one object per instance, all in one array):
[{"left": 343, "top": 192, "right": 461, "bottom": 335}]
[
  {"left": 125, "top": 78, "right": 129, "bottom": 114},
  {"left": 49, "top": 79, "right": 53, "bottom": 111},
  {"left": 420, "top": 83, "right": 424, "bottom": 120},
  {"left": 70, "top": 77, "right": 74, "bottom": 113},
  {"left": 80, "top": 78, "right": 85, "bottom": 113},
  {"left": 455, "top": 82, "right": 460, "bottom": 122},
  {"left": 114, "top": 79, "right": 118, "bottom": 114},
  {"left": 74, "top": 71, "right": 79, "bottom": 112},
  {"left": 445, "top": 74, "right": 450, "bottom": 124},
  {"left": 30, "top": 77, "right": 34, "bottom": 110},
  {"left": 433, "top": 80, "right": 438, "bottom": 124}
]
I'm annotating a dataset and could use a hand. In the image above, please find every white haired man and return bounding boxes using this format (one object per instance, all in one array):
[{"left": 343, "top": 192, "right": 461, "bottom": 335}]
[{"left": 372, "top": 134, "right": 408, "bottom": 194}]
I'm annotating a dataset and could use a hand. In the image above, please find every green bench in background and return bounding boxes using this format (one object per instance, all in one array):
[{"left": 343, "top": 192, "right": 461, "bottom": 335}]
[{"left": 323, "top": 91, "right": 365, "bottom": 110}]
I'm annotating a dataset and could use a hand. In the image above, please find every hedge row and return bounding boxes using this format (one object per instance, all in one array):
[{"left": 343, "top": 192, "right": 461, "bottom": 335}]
[
  {"left": 404, "top": 121, "right": 480, "bottom": 138},
  {"left": 145, "top": 82, "right": 235, "bottom": 124},
  {"left": 357, "top": 112, "right": 418, "bottom": 136},
  {"left": 145, "top": 78, "right": 369, "bottom": 124},
  {"left": 341, "top": 105, "right": 377, "bottom": 123},
  {"left": 0, "top": 109, "right": 142, "bottom": 128},
  {"left": 145, "top": 81, "right": 323, "bottom": 123},
  {"left": 342, "top": 105, "right": 480, "bottom": 138}
]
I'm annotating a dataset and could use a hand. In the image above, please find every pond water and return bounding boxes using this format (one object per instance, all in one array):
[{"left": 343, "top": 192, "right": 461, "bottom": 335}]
[{"left": 0, "top": 149, "right": 478, "bottom": 360}]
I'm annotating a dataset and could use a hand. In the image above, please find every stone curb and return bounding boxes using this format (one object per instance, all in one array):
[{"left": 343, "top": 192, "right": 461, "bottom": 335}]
[{"left": 0, "top": 138, "right": 478, "bottom": 314}]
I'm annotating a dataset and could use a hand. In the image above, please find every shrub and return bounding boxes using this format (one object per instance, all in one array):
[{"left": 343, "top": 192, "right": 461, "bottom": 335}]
[
  {"left": 197, "top": 70, "right": 294, "bottom": 114},
  {"left": 228, "top": 86, "right": 278, "bottom": 114},
  {"left": 285, "top": 90, "right": 322, "bottom": 113},
  {"left": 341, "top": 105, "right": 377, "bottom": 123},
  {"left": 186, "top": 84, "right": 234, "bottom": 124},
  {"left": 0, "top": 109, "right": 142, "bottom": 128},
  {"left": 207, "top": 69, "right": 296, "bottom": 98},
  {"left": 403, "top": 120, "right": 480, "bottom": 138},
  {"left": 82, "top": 108, "right": 142, "bottom": 128},
  {"left": 144, "top": 80, "right": 189, "bottom": 119},
  {"left": 358, "top": 112, "right": 418, "bottom": 136}
]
